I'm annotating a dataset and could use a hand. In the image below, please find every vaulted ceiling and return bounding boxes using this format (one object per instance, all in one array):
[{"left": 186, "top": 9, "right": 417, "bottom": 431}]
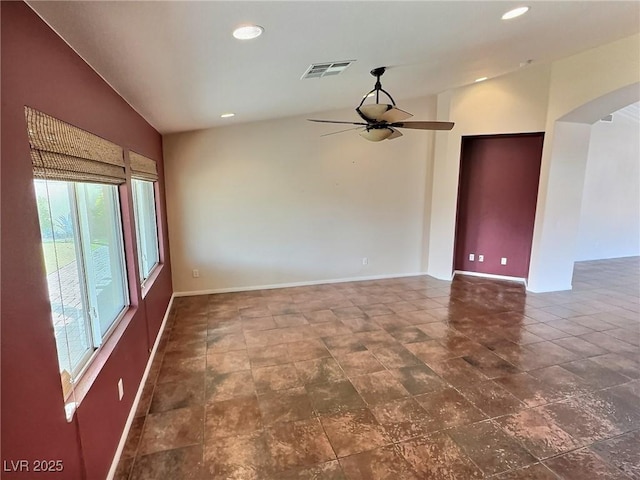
[{"left": 28, "top": 1, "right": 640, "bottom": 134}]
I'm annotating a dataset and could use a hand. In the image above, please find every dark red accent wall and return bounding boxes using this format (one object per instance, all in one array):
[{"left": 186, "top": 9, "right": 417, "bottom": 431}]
[
  {"left": 1, "top": 3, "right": 172, "bottom": 479},
  {"left": 454, "top": 133, "right": 544, "bottom": 278}
]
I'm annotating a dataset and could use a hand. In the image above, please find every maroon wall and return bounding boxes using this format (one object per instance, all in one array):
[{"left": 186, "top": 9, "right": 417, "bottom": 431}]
[
  {"left": 454, "top": 133, "right": 544, "bottom": 278},
  {"left": 1, "top": 3, "right": 173, "bottom": 478}
]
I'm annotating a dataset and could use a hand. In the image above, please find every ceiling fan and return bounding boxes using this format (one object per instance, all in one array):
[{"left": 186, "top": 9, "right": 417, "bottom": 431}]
[{"left": 308, "top": 67, "right": 454, "bottom": 141}]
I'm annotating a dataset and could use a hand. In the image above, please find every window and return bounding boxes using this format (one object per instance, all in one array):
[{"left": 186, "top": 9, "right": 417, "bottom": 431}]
[
  {"left": 26, "top": 106, "right": 135, "bottom": 404},
  {"left": 35, "top": 179, "right": 128, "bottom": 392},
  {"left": 132, "top": 179, "right": 159, "bottom": 283}
]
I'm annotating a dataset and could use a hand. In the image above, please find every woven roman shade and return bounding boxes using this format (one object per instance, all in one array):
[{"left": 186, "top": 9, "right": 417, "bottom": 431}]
[
  {"left": 129, "top": 151, "right": 158, "bottom": 182},
  {"left": 25, "top": 106, "right": 125, "bottom": 184}
]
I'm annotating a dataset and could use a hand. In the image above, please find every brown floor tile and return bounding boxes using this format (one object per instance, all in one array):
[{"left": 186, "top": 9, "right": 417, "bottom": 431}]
[
  {"left": 528, "top": 365, "right": 593, "bottom": 398},
  {"left": 257, "top": 387, "right": 314, "bottom": 425},
  {"left": 448, "top": 420, "right": 537, "bottom": 475},
  {"left": 396, "top": 432, "right": 483, "bottom": 479},
  {"left": 119, "top": 259, "right": 639, "bottom": 479},
  {"left": 494, "top": 372, "right": 566, "bottom": 407},
  {"left": 248, "top": 344, "right": 291, "bottom": 368},
  {"left": 560, "top": 358, "right": 630, "bottom": 389},
  {"left": 286, "top": 339, "right": 331, "bottom": 362},
  {"left": 113, "top": 456, "right": 135, "bottom": 480},
  {"left": 204, "top": 431, "right": 272, "bottom": 479},
  {"left": 370, "top": 398, "right": 437, "bottom": 441},
  {"left": 339, "top": 444, "right": 420, "bottom": 480},
  {"left": 322, "top": 334, "right": 367, "bottom": 356},
  {"left": 266, "top": 417, "right": 335, "bottom": 471},
  {"left": 495, "top": 407, "right": 583, "bottom": 459},
  {"left": 591, "top": 430, "right": 640, "bottom": 479},
  {"left": 591, "top": 353, "right": 640, "bottom": 379},
  {"left": 370, "top": 344, "right": 421, "bottom": 369},
  {"left": 206, "top": 349, "right": 250, "bottom": 374},
  {"left": 350, "top": 371, "right": 410, "bottom": 405},
  {"left": 414, "top": 387, "right": 486, "bottom": 430},
  {"left": 157, "top": 356, "right": 206, "bottom": 384},
  {"left": 405, "top": 340, "right": 459, "bottom": 363},
  {"left": 138, "top": 406, "right": 204, "bottom": 456},
  {"left": 205, "top": 370, "right": 255, "bottom": 401},
  {"left": 121, "top": 416, "right": 145, "bottom": 460},
  {"left": 552, "top": 335, "right": 609, "bottom": 357},
  {"left": 386, "top": 325, "right": 431, "bottom": 344},
  {"left": 336, "top": 351, "right": 385, "bottom": 377},
  {"left": 354, "top": 330, "right": 398, "bottom": 349},
  {"left": 458, "top": 380, "right": 525, "bottom": 418},
  {"left": 540, "top": 397, "right": 621, "bottom": 444},
  {"left": 295, "top": 357, "right": 346, "bottom": 385},
  {"left": 544, "top": 447, "right": 630, "bottom": 480},
  {"left": 391, "top": 364, "right": 446, "bottom": 395},
  {"left": 461, "top": 348, "right": 521, "bottom": 378},
  {"left": 303, "top": 309, "right": 339, "bottom": 324},
  {"left": 427, "top": 357, "right": 487, "bottom": 387},
  {"left": 312, "top": 320, "right": 354, "bottom": 337},
  {"left": 492, "top": 463, "right": 559, "bottom": 480},
  {"left": 149, "top": 377, "right": 205, "bottom": 414},
  {"left": 206, "top": 332, "right": 246, "bottom": 353},
  {"left": 359, "top": 303, "right": 395, "bottom": 317},
  {"left": 306, "top": 380, "right": 366, "bottom": 414},
  {"left": 320, "top": 408, "right": 390, "bottom": 457},
  {"left": 131, "top": 445, "right": 204, "bottom": 480},
  {"left": 205, "top": 395, "right": 262, "bottom": 439},
  {"left": 273, "top": 460, "right": 346, "bottom": 480},
  {"left": 253, "top": 363, "right": 302, "bottom": 392}
]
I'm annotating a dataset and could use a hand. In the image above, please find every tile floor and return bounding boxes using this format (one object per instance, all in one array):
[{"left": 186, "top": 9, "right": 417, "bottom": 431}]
[{"left": 115, "top": 257, "right": 639, "bottom": 479}]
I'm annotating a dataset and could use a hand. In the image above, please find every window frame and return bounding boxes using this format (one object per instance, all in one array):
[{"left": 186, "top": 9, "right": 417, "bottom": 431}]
[
  {"left": 131, "top": 178, "right": 160, "bottom": 286},
  {"left": 34, "top": 178, "right": 130, "bottom": 393}
]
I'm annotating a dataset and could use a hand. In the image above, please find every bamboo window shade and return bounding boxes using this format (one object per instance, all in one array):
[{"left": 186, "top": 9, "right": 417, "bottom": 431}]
[
  {"left": 129, "top": 151, "right": 158, "bottom": 182},
  {"left": 25, "top": 106, "right": 125, "bottom": 184}
]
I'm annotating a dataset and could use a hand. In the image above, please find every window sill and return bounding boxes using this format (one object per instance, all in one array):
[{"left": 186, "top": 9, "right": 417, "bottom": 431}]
[{"left": 141, "top": 262, "right": 163, "bottom": 299}]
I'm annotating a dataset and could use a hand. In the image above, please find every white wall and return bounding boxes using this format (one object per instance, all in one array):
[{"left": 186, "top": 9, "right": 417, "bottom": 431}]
[
  {"left": 164, "top": 97, "right": 437, "bottom": 293},
  {"left": 575, "top": 106, "right": 640, "bottom": 260}
]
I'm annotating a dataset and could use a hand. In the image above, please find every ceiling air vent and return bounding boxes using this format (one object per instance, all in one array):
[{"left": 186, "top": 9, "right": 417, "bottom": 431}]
[{"left": 301, "top": 60, "right": 355, "bottom": 79}]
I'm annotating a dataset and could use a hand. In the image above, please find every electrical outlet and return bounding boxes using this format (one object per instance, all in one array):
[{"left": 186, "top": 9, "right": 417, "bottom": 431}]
[
  {"left": 501, "top": 257, "right": 508, "bottom": 265},
  {"left": 192, "top": 269, "right": 200, "bottom": 278},
  {"left": 478, "top": 255, "right": 484, "bottom": 262},
  {"left": 117, "top": 378, "right": 124, "bottom": 401},
  {"left": 362, "top": 257, "right": 368, "bottom": 265},
  {"left": 469, "top": 253, "right": 475, "bottom": 261}
]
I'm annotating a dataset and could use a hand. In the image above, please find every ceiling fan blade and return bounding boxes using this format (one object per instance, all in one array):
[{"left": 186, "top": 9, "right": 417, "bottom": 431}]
[
  {"left": 390, "top": 121, "right": 455, "bottom": 131},
  {"left": 387, "top": 128, "right": 403, "bottom": 140},
  {"left": 380, "top": 107, "right": 413, "bottom": 123},
  {"left": 308, "top": 119, "right": 368, "bottom": 126},
  {"left": 320, "top": 127, "right": 363, "bottom": 137}
]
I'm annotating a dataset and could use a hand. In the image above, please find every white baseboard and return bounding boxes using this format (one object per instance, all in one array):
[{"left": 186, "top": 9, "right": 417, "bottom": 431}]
[
  {"left": 454, "top": 270, "right": 527, "bottom": 286},
  {"left": 106, "top": 293, "right": 175, "bottom": 480},
  {"left": 174, "top": 272, "right": 429, "bottom": 297}
]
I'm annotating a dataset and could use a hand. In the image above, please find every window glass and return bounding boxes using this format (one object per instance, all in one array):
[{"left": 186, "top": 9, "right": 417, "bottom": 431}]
[
  {"left": 132, "top": 179, "right": 160, "bottom": 283},
  {"left": 34, "top": 179, "right": 128, "bottom": 389}
]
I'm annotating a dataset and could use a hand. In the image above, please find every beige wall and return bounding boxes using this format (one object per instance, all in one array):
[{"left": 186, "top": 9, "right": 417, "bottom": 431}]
[
  {"left": 528, "top": 33, "right": 640, "bottom": 291},
  {"left": 427, "top": 64, "right": 552, "bottom": 279},
  {"left": 164, "top": 34, "right": 639, "bottom": 294},
  {"left": 164, "top": 97, "right": 437, "bottom": 293}
]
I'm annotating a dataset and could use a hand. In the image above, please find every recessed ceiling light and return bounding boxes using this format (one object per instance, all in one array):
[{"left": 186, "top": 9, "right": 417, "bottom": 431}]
[
  {"left": 232, "top": 25, "right": 264, "bottom": 40},
  {"left": 475, "top": 77, "right": 488, "bottom": 83},
  {"left": 220, "top": 113, "right": 235, "bottom": 118},
  {"left": 502, "top": 6, "right": 529, "bottom": 20}
]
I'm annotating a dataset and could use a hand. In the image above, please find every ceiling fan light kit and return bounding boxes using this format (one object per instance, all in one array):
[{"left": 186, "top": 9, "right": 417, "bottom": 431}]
[{"left": 308, "top": 66, "right": 454, "bottom": 141}]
